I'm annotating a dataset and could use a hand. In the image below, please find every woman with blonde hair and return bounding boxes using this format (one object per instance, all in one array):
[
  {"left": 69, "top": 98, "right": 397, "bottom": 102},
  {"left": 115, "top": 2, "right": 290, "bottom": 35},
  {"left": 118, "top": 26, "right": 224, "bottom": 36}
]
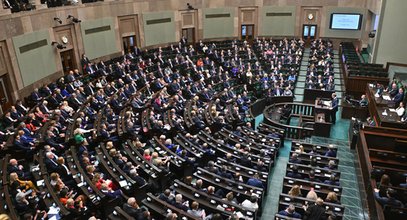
[
  {"left": 288, "top": 185, "right": 302, "bottom": 197},
  {"left": 325, "top": 191, "right": 339, "bottom": 204},
  {"left": 50, "top": 172, "right": 66, "bottom": 192},
  {"left": 306, "top": 188, "right": 318, "bottom": 201},
  {"left": 9, "top": 172, "right": 38, "bottom": 197},
  {"left": 295, "top": 145, "right": 305, "bottom": 153}
]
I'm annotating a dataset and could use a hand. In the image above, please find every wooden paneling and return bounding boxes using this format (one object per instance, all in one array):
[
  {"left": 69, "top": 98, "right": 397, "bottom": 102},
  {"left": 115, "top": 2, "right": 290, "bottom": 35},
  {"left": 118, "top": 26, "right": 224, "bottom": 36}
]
[
  {"left": 118, "top": 15, "right": 140, "bottom": 47},
  {"left": 0, "top": 46, "right": 6, "bottom": 76},
  {"left": 182, "top": 13, "right": 193, "bottom": 26},
  {"left": 242, "top": 10, "right": 254, "bottom": 23}
]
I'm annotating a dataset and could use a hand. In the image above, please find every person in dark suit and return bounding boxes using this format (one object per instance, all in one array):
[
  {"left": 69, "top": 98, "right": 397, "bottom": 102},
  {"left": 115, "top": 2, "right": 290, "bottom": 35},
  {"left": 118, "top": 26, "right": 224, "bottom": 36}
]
[
  {"left": 123, "top": 197, "right": 148, "bottom": 220},
  {"left": 305, "top": 170, "right": 321, "bottom": 182},
  {"left": 302, "top": 198, "right": 327, "bottom": 220},
  {"left": 374, "top": 188, "right": 404, "bottom": 208},
  {"left": 8, "top": 158, "right": 32, "bottom": 180},
  {"left": 246, "top": 173, "right": 264, "bottom": 189},
  {"left": 158, "top": 189, "right": 174, "bottom": 204},
  {"left": 323, "top": 174, "right": 340, "bottom": 186},
  {"left": 273, "top": 85, "right": 284, "bottom": 97},
  {"left": 278, "top": 203, "right": 302, "bottom": 219},
  {"left": 393, "top": 88, "right": 405, "bottom": 107},
  {"left": 289, "top": 153, "right": 302, "bottom": 164},
  {"left": 44, "top": 152, "right": 60, "bottom": 173},
  {"left": 330, "top": 93, "right": 338, "bottom": 124},
  {"left": 287, "top": 165, "right": 302, "bottom": 179}
]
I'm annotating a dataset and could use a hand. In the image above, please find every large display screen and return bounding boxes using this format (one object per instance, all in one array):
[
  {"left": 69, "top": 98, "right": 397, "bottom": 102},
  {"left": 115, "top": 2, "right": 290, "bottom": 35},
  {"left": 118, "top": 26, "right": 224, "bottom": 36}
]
[{"left": 330, "top": 13, "right": 362, "bottom": 30}]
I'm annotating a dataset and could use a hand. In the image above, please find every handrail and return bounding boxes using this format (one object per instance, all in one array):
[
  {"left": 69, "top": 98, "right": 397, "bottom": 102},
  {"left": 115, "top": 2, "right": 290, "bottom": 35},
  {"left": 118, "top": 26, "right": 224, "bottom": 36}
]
[{"left": 263, "top": 102, "right": 314, "bottom": 139}]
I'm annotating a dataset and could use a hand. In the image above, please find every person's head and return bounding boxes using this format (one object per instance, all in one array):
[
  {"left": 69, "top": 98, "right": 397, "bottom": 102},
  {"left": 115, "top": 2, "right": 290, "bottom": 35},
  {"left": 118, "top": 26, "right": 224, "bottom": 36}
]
[
  {"left": 66, "top": 198, "right": 75, "bottom": 207},
  {"left": 332, "top": 93, "right": 337, "bottom": 99},
  {"left": 175, "top": 194, "right": 183, "bottom": 203},
  {"left": 9, "top": 172, "right": 18, "bottom": 182},
  {"left": 288, "top": 185, "right": 301, "bottom": 197},
  {"left": 326, "top": 192, "right": 338, "bottom": 202},
  {"left": 225, "top": 192, "right": 234, "bottom": 201},
  {"left": 190, "top": 201, "right": 199, "bottom": 210},
  {"left": 196, "top": 179, "right": 203, "bottom": 188},
  {"left": 306, "top": 189, "right": 318, "bottom": 200},
  {"left": 9, "top": 159, "right": 18, "bottom": 166},
  {"left": 143, "top": 149, "right": 150, "bottom": 156},
  {"left": 316, "top": 197, "right": 324, "bottom": 205},
  {"left": 127, "top": 197, "right": 139, "bottom": 208},
  {"left": 287, "top": 203, "right": 296, "bottom": 213},
  {"left": 328, "top": 160, "right": 336, "bottom": 167},
  {"left": 184, "top": 176, "right": 192, "bottom": 185},
  {"left": 380, "top": 174, "right": 391, "bottom": 186},
  {"left": 165, "top": 212, "right": 177, "bottom": 220},
  {"left": 163, "top": 189, "right": 171, "bottom": 197},
  {"left": 50, "top": 172, "right": 60, "bottom": 181},
  {"left": 207, "top": 186, "right": 215, "bottom": 194},
  {"left": 250, "top": 195, "right": 258, "bottom": 203}
]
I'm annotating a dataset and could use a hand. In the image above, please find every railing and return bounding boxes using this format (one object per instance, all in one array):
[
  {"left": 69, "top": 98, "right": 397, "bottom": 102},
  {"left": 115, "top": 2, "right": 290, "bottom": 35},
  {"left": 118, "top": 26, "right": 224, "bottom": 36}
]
[{"left": 263, "top": 102, "right": 314, "bottom": 140}]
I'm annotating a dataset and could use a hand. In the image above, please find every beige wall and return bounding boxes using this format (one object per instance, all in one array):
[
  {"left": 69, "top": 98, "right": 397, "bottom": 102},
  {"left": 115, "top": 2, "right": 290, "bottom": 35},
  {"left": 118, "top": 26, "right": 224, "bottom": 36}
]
[
  {"left": 0, "top": 0, "right": 386, "bottom": 100},
  {"left": 373, "top": 0, "right": 407, "bottom": 65}
]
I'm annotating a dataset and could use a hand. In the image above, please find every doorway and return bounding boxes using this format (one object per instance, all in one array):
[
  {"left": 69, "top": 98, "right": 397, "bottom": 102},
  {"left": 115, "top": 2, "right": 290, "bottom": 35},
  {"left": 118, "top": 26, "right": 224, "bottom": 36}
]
[
  {"left": 122, "top": 35, "right": 137, "bottom": 54},
  {"left": 0, "top": 76, "right": 12, "bottom": 114},
  {"left": 60, "top": 49, "right": 77, "bottom": 74},
  {"left": 182, "top": 28, "right": 195, "bottom": 44},
  {"left": 241, "top": 25, "right": 254, "bottom": 41},
  {"left": 303, "top": 24, "right": 317, "bottom": 40}
]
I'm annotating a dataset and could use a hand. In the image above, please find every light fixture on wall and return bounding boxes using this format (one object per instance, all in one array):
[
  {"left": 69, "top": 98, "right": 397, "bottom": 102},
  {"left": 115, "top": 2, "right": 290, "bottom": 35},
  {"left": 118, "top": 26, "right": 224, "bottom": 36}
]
[
  {"left": 187, "top": 3, "right": 194, "bottom": 10},
  {"left": 51, "top": 41, "right": 66, "bottom": 50},
  {"left": 67, "top": 15, "right": 81, "bottom": 23},
  {"left": 54, "top": 17, "right": 62, "bottom": 24}
]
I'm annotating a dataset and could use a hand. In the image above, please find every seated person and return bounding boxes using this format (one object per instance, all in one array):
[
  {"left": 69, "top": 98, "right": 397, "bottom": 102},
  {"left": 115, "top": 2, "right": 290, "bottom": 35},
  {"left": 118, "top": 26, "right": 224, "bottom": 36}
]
[
  {"left": 158, "top": 189, "right": 175, "bottom": 204},
  {"left": 123, "top": 197, "right": 149, "bottom": 220},
  {"left": 303, "top": 197, "right": 327, "bottom": 219},
  {"left": 278, "top": 203, "right": 302, "bottom": 218},
  {"left": 323, "top": 174, "right": 340, "bottom": 186},
  {"left": 9, "top": 172, "right": 38, "bottom": 198},
  {"left": 396, "top": 102, "right": 405, "bottom": 117},
  {"left": 241, "top": 195, "right": 259, "bottom": 211},
  {"left": 173, "top": 194, "right": 189, "bottom": 212},
  {"left": 100, "top": 182, "right": 123, "bottom": 200},
  {"left": 324, "top": 145, "right": 337, "bottom": 158},
  {"left": 374, "top": 188, "right": 404, "bottom": 208},
  {"left": 289, "top": 153, "right": 302, "bottom": 164},
  {"left": 286, "top": 165, "right": 302, "bottom": 179},
  {"left": 65, "top": 198, "right": 86, "bottom": 217},
  {"left": 187, "top": 201, "right": 207, "bottom": 219},
  {"left": 246, "top": 173, "right": 264, "bottom": 189},
  {"left": 359, "top": 94, "right": 368, "bottom": 107}
]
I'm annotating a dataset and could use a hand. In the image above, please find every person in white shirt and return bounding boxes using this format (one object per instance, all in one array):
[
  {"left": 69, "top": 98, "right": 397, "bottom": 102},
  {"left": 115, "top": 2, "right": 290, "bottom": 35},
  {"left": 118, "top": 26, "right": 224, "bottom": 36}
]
[
  {"left": 241, "top": 195, "right": 259, "bottom": 211},
  {"left": 396, "top": 102, "right": 405, "bottom": 117}
]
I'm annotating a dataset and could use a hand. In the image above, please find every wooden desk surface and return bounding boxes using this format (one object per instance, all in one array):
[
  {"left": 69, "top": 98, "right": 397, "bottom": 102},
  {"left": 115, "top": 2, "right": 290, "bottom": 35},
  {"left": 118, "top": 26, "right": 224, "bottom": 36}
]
[{"left": 366, "top": 85, "right": 405, "bottom": 129}]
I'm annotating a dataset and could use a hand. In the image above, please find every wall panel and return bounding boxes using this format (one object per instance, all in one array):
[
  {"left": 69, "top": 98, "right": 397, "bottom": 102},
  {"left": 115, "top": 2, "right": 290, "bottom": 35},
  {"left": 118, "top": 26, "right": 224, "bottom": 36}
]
[
  {"left": 260, "top": 6, "right": 296, "bottom": 36},
  {"left": 143, "top": 11, "right": 176, "bottom": 46},
  {"left": 203, "top": 8, "right": 235, "bottom": 39},
  {"left": 80, "top": 17, "right": 119, "bottom": 60},
  {"left": 12, "top": 30, "right": 57, "bottom": 87}
]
